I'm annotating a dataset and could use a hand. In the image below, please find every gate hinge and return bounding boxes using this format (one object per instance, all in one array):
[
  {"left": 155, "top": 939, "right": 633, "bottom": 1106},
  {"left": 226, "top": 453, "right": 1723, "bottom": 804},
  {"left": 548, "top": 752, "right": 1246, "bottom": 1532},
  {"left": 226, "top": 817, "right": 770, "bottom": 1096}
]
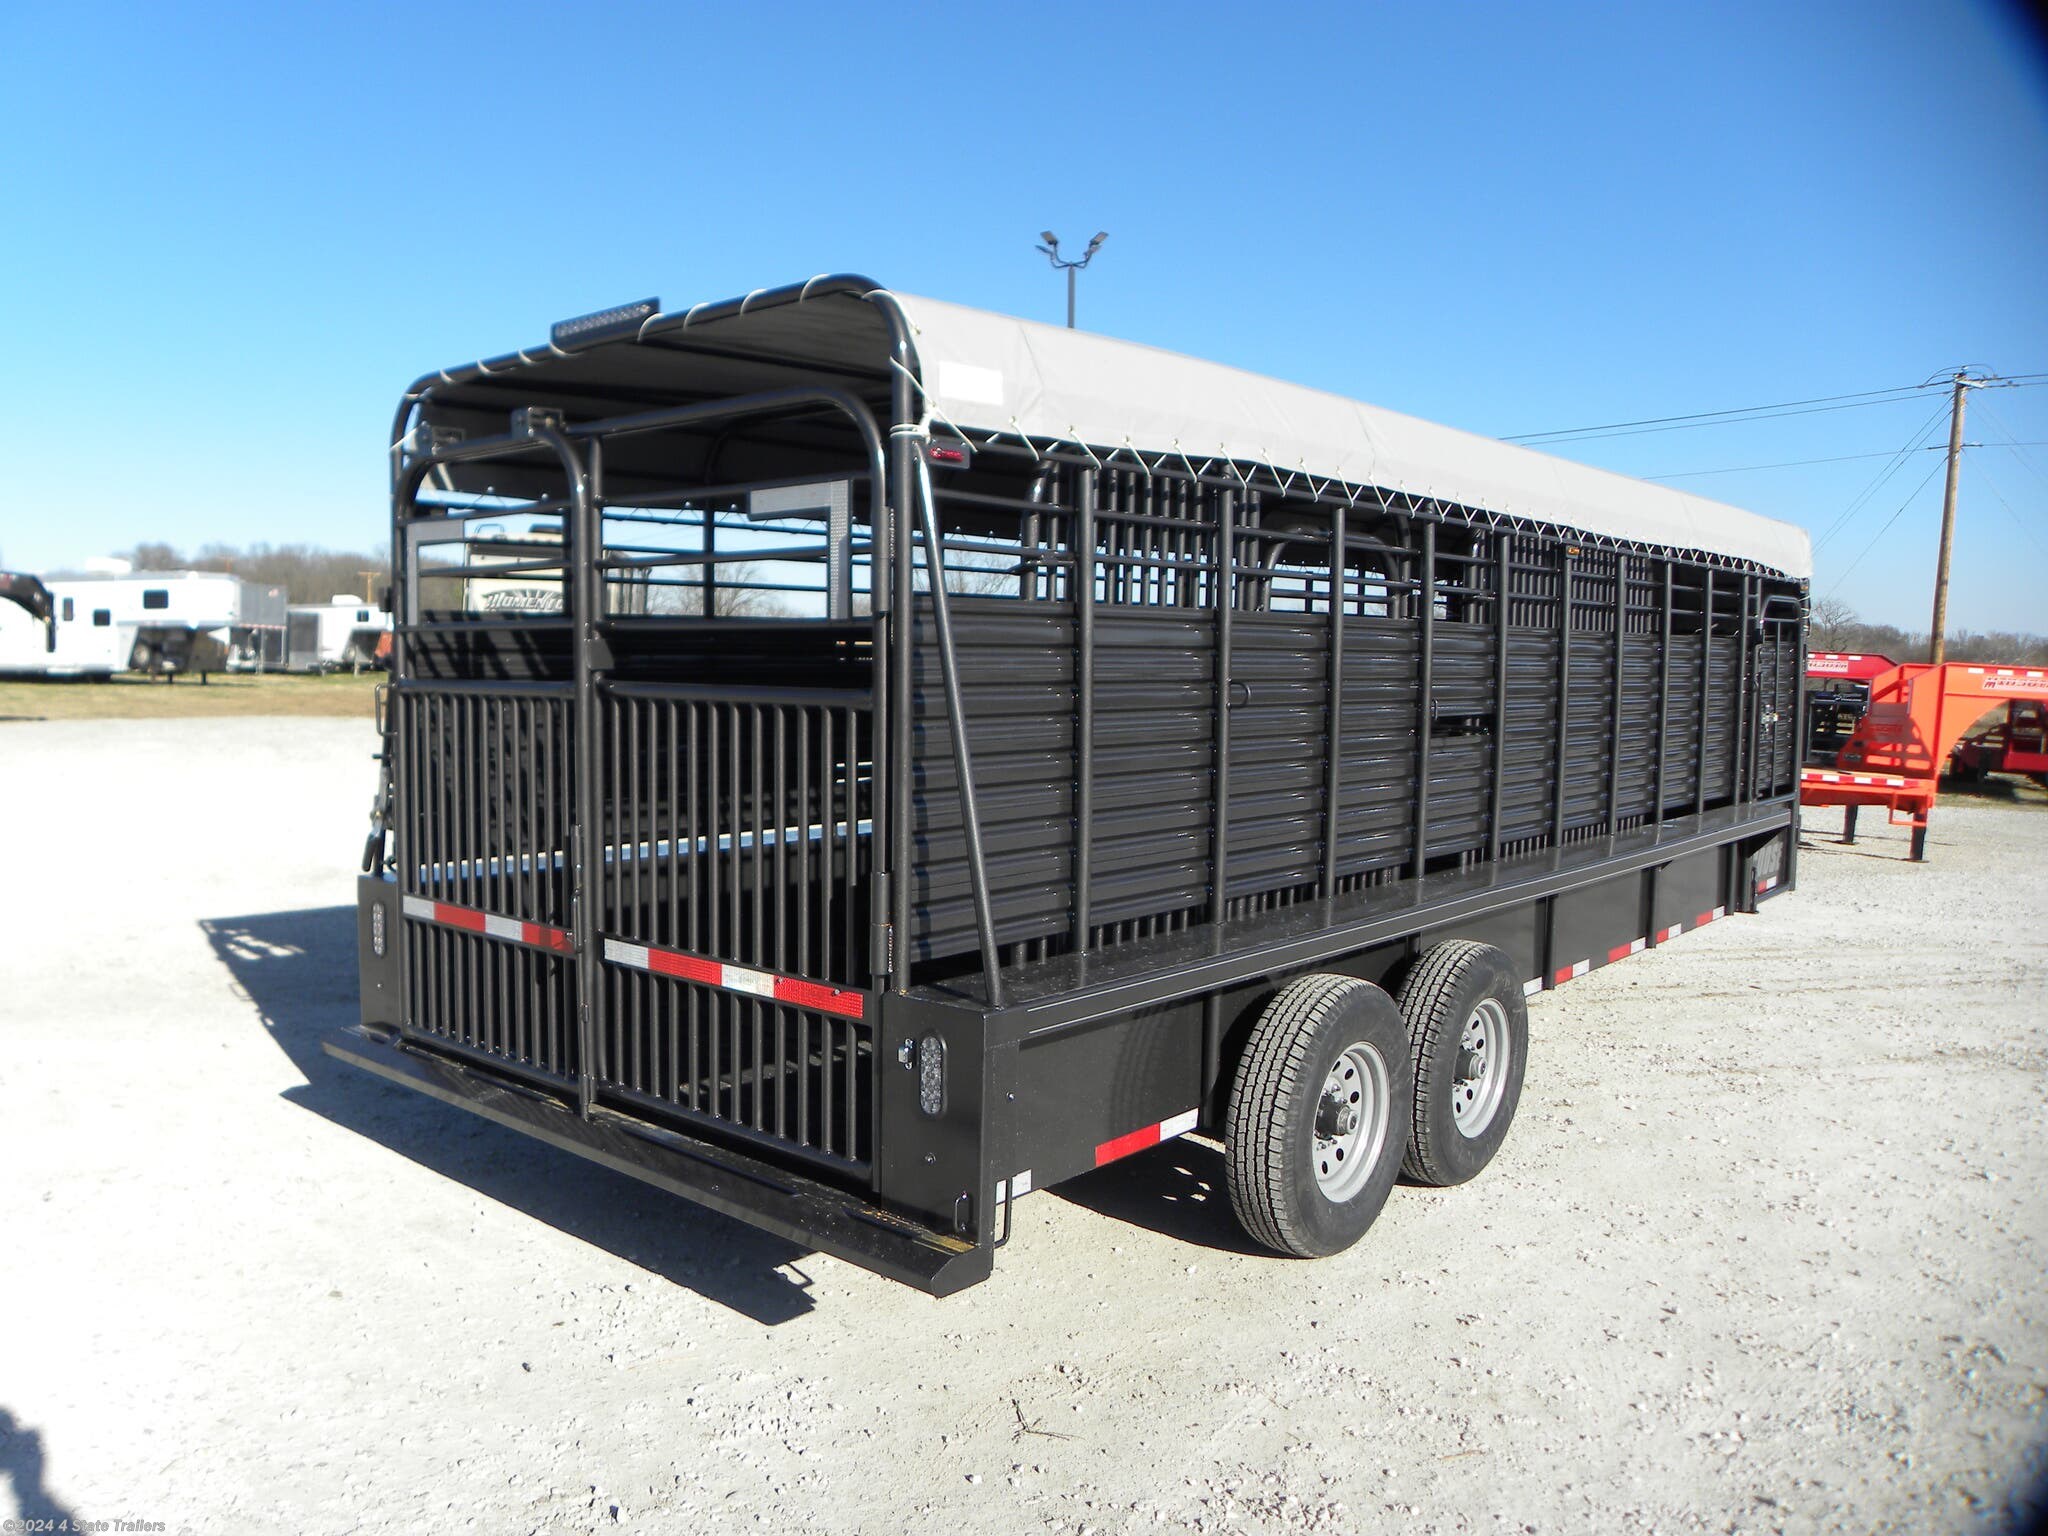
[{"left": 870, "top": 912, "right": 894, "bottom": 979}]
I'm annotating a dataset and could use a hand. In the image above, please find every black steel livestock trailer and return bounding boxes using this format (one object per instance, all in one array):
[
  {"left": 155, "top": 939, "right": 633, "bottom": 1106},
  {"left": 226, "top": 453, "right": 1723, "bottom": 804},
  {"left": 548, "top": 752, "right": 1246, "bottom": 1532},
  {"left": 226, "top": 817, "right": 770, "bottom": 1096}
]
[{"left": 332, "top": 278, "right": 1810, "bottom": 1294}]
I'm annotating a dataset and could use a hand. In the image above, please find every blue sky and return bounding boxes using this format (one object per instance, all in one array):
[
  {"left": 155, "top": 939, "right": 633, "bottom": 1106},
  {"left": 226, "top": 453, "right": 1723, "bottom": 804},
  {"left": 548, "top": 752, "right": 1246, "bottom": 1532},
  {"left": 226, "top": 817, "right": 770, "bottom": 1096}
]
[{"left": 2, "top": 0, "right": 2043, "bottom": 631}]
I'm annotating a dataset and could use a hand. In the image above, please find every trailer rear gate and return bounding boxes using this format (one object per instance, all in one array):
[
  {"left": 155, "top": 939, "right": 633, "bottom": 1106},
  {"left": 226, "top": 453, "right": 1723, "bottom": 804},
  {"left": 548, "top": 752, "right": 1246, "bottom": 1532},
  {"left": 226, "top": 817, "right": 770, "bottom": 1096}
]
[{"left": 335, "top": 279, "right": 1808, "bottom": 1293}]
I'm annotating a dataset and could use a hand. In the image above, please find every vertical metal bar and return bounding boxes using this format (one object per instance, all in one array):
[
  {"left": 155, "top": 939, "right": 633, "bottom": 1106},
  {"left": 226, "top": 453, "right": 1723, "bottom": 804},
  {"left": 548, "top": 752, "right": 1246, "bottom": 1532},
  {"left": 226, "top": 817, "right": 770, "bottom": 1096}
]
[
  {"left": 913, "top": 453, "right": 1006, "bottom": 1007},
  {"left": 1412, "top": 519, "right": 1436, "bottom": 878},
  {"left": 534, "top": 426, "right": 599, "bottom": 1113},
  {"left": 1321, "top": 503, "right": 1346, "bottom": 898},
  {"left": 454, "top": 694, "right": 471, "bottom": 909},
  {"left": 796, "top": 1007, "right": 812, "bottom": 1151},
  {"left": 1608, "top": 555, "right": 1626, "bottom": 836},
  {"left": 820, "top": 1017, "right": 837, "bottom": 1159},
  {"left": 702, "top": 503, "right": 718, "bottom": 616},
  {"left": 727, "top": 702, "right": 742, "bottom": 967},
  {"left": 662, "top": 700, "right": 677, "bottom": 1100},
  {"left": 769, "top": 706, "right": 785, "bottom": 973},
  {"left": 1211, "top": 487, "right": 1235, "bottom": 923},
  {"left": 1696, "top": 569, "right": 1714, "bottom": 816},
  {"left": 843, "top": 1001, "right": 859, "bottom": 1164},
  {"left": 1785, "top": 584, "right": 1808, "bottom": 891},
  {"left": 685, "top": 700, "right": 701, "bottom": 1109},
  {"left": 1654, "top": 561, "right": 1673, "bottom": 827},
  {"left": 620, "top": 696, "right": 636, "bottom": 1088},
  {"left": 843, "top": 704, "right": 857, "bottom": 987},
  {"left": 1738, "top": 576, "right": 1757, "bottom": 804},
  {"left": 889, "top": 413, "right": 914, "bottom": 993},
  {"left": 388, "top": 459, "right": 416, "bottom": 1037},
  {"left": 751, "top": 705, "right": 765, "bottom": 966},
  {"left": 796, "top": 708, "right": 812, "bottom": 976},
  {"left": 536, "top": 698, "right": 553, "bottom": 1065},
  {"left": 819, "top": 710, "right": 835, "bottom": 978},
  {"left": 1488, "top": 535, "right": 1511, "bottom": 863},
  {"left": 665, "top": 699, "right": 680, "bottom": 951},
  {"left": 1552, "top": 544, "right": 1573, "bottom": 846},
  {"left": 1073, "top": 466, "right": 1096, "bottom": 947}
]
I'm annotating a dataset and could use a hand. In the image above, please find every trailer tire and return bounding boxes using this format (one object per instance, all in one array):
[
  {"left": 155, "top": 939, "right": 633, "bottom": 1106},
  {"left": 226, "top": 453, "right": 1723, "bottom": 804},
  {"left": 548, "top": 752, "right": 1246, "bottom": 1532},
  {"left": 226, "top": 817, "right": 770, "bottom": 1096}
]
[
  {"left": 1395, "top": 941, "right": 1528, "bottom": 1187},
  {"left": 1224, "top": 974, "right": 1412, "bottom": 1258}
]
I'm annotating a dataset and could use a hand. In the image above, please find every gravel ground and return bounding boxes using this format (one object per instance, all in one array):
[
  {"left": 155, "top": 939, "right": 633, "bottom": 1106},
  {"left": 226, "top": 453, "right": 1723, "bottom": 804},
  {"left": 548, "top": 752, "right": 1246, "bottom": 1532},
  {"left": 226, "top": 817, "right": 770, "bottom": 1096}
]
[{"left": 3, "top": 718, "right": 2043, "bottom": 1536}]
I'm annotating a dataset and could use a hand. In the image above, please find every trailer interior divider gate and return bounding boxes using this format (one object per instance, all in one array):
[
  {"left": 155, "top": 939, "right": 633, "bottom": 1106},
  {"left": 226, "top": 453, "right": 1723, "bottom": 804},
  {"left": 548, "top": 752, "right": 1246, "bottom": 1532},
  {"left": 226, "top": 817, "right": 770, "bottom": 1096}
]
[{"left": 335, "top": 278, "right": 1810, "bottom": 1294}]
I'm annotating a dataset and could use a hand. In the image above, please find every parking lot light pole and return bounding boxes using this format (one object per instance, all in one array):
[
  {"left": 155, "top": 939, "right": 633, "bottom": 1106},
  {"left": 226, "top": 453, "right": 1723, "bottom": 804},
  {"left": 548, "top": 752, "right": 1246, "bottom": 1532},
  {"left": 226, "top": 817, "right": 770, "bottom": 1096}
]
[{"left": 1035, "top": 230, "right": 1108, "bottom": 329}]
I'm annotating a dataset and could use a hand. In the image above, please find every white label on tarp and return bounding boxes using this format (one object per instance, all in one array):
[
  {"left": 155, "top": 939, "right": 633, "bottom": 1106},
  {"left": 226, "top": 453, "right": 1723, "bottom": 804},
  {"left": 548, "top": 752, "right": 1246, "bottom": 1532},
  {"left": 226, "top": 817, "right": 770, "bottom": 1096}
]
[{"left": 935, "top": 360, "right": 1006, "bottom": 407}]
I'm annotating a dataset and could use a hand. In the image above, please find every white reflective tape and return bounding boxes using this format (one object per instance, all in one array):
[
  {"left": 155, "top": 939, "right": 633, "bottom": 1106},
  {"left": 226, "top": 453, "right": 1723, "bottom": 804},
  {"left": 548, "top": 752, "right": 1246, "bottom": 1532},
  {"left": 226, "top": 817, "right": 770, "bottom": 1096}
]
[
  {"left": 401, "top": 894, "right": 433, "bottom": 920},
  {"left": 1012, "top": 1169, "right": 1032, "bottom": 1198},
  {"left": 1712, "top": 906, "right": 1727, "bottom": 920},
  {"left": 482, "top": 913, "right": 523, "bottom": 942},
  {"left": 1524, "top": 977, "right": 1544, "bottom": 996},
  {"left": 721, "top": 965, "right": 775, "bottom": 999},
  {"left": 1569, "top": 959, "right": 1591, "bottom": 979},
  {"left": 604, "top": 938, "right": 651, "bottom": 970},
  {"left": 1159, "top": 1109, "right": 1200, "bottom": 1140}
]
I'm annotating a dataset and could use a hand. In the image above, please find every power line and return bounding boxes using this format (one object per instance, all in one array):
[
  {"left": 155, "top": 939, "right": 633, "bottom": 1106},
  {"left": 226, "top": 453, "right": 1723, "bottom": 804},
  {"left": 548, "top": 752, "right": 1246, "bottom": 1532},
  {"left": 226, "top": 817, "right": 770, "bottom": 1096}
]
[
  {"left": 1969, "top": 457, "right": 2048, "bottom": 560},
  {"left": 1505, "top": 373, "right": 2048, "bottom": 447},
  {"left": 1646, "top": 446, "right": 1946, "bottom": 480},
  {"left": 1972, "top": 393, "right": 2048, "bottom": 493},
  {"left": 1825, "top": 459, "right": 1949, "bottom": 596},
  {"left": 1812, "top": 401, "right": 1954, "bottom": 554},
  {"left": 1505, "top": 383, "right": 1937, "bottom": 445}
]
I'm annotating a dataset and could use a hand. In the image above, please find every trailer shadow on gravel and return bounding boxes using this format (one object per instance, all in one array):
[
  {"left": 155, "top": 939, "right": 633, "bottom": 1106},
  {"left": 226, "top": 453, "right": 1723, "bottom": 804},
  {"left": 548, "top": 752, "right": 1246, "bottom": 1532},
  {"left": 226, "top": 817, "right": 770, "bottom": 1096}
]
[
  {"left": 199, "top": 905, "right": 819, "bottom": 1326},
  {"left": 1053, "top": 1139, "right": 1267, "bottom": 1256}
]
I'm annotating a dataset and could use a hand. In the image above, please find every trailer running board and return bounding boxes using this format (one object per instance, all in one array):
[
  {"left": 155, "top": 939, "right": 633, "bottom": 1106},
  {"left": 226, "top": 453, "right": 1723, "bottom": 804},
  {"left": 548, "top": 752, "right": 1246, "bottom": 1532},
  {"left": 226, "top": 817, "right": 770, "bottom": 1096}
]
[{"left": 322, "top": 1026, "right": 991, "bottom": 1296}]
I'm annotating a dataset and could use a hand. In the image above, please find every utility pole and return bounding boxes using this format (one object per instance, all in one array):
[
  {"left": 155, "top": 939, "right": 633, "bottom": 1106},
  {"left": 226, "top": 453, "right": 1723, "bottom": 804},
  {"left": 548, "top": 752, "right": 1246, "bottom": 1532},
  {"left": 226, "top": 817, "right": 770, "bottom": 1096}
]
[{"left": 1927, "top": 371, "right": 1972, "bottom": 665}]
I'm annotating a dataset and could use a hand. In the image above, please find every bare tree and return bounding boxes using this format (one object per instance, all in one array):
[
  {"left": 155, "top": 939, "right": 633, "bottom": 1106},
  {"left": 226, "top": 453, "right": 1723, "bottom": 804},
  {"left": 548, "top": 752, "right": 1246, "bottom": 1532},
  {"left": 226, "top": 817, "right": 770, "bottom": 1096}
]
[{"left": 1808, "top": 596, "right": 1860, "bottom": 651}]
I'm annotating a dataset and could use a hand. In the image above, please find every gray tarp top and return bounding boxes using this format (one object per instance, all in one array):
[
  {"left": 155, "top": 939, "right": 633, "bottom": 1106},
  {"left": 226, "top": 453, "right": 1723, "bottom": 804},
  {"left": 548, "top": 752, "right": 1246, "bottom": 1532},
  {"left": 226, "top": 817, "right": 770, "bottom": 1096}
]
[{"left": 405, "top": 277, "right": 1812, "bottom": 580}]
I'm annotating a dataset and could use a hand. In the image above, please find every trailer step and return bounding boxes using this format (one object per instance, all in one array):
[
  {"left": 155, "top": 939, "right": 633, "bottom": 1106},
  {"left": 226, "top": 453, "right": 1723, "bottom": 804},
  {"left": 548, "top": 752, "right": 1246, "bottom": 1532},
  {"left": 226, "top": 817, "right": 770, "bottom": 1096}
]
[{"left": 322, "top": 1026, "right": 990, "bottom": 1296}]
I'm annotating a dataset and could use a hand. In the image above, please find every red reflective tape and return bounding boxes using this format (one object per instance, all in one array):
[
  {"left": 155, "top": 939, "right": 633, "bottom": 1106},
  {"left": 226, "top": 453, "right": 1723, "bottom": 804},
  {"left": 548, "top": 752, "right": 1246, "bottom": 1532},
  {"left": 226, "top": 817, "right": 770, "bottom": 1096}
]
[
  {"left": 773, "top": 976, "right": 866, "bottom": 1020},
  {"left": 1607, "top": 942, "right": 1634, "bottom": 964},
  {"left": 522, "top": 921, "right": 574, "bottom": 953},
  {"left": 1095, "top": 1123, "right": 1163, "bottom": 1166},
  {"left": 647, "top": 949, "right": 722, "bottom": 987},
  {"left": 439, "top": 903, "right": 487, "bottom": 933},
  {"left": 1695, "top": 910, "right": 1716, "bottom": 927}
]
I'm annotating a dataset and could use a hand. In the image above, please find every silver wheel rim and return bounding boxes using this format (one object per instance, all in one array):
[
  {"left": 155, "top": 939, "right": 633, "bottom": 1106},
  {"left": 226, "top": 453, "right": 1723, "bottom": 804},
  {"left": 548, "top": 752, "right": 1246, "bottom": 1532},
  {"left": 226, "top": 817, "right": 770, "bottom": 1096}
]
[
  {"left": 1313, "top": 1042, "right": 1391, "bottom": 1202},
  {"left": 1452, "top": 998, "right": 1510, "bottom": 1137}
]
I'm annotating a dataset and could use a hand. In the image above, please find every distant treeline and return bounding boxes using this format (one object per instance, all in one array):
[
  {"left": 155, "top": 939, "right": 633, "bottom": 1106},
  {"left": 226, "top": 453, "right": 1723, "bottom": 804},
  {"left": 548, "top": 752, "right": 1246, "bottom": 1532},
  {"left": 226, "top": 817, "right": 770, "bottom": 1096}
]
[
  {"left": 1808, "top": 599, "right": 2047, "bottom": 666},
  {"left": 105, "top": 542, "right": 390, "bottom": 607}
]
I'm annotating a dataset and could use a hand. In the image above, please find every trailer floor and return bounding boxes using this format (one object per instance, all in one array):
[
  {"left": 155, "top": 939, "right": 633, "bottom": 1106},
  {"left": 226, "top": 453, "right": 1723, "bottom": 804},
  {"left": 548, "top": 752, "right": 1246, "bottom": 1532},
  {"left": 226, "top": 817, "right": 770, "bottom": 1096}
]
[{"left": 3, "top": 719, "right": 2043, "bottom": 1536}]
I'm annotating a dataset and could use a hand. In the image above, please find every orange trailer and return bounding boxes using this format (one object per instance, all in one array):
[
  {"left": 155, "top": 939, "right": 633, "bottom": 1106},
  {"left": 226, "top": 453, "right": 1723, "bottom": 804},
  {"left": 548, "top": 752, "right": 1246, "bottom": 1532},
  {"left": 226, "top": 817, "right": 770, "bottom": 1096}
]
[{"left": 1800, "top": 659, "right": 2048, "bottom": 860}]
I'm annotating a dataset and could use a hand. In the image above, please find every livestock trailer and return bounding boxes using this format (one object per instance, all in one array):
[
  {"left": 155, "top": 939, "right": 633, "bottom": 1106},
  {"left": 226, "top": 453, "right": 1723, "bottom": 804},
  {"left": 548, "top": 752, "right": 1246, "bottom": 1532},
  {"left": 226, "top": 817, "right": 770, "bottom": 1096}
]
[
  {"left": 0, "top": 573, "right": 138, "bottom": 678},
  {"left": 286, "top": 596, "right": 390, "bottom": 672},
  {"left": 332, "top": 278, "right": 1810, "bottom": 1294},
  {"left": 53, "top": 570, "right": 288, "bottom": 674}
]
